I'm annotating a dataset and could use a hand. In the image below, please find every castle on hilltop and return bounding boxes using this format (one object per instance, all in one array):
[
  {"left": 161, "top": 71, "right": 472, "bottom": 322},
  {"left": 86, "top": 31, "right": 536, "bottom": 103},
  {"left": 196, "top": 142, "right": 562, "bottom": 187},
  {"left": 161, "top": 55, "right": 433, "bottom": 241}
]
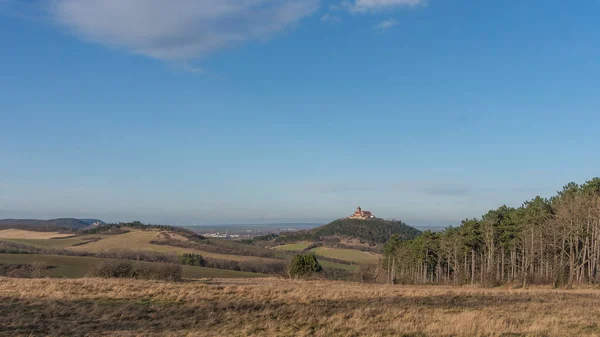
[{"left": 348, "top": 206, "right": 375, "bottom": 220}]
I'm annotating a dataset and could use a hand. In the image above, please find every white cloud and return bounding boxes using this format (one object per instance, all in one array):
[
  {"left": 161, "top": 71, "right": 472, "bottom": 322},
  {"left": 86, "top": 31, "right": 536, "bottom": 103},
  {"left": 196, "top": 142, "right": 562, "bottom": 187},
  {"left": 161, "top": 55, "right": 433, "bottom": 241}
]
[
  {"left": 373, "top": 18, "right": 398, "bottom": 31},
  {"left": 343, "top": 0, "right": 423, "bottom": 13},
  {"left": 320, "top": 13, "right": 342, "bottom": 24},
  {"left": 48, "top": 0, "right": 320, "bottom": 61}
]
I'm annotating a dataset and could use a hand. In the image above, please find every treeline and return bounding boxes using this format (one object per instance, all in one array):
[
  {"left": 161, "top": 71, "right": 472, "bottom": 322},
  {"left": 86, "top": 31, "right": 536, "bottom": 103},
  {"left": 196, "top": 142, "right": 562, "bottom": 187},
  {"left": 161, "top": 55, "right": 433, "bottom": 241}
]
[
  {"left": 80, "top": 222, "right": 205, "bottom": 241},
  {"left": 179, "top": 252, "right": 286, "bottom": 274},
  {"left": 0, "top": 241, "right": 180, "bottom": 264},
  {"left": 383, "top": 178, "right": 600, "bottom": 288}
]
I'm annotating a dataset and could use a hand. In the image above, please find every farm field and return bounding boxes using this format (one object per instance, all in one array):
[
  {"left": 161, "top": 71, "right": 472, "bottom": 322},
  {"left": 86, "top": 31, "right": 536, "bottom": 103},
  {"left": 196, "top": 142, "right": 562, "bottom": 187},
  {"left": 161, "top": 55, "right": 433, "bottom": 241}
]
[
  {"left": 0, "top": 229, "right": 74, "bottom": 239},
  {"left": 0, "top": 235, "right": 109, "bottom": 249},
  {"left": 272, "top": 242, "right": 311, "bottom": 251},
  {"left": 310, "top": 247, "right": 380, "bottom": 265},
  {"left": 0, "top": 228, "right": 356, "bottom": 273},
  {"left": 0, "top": 254, "right": 264, "bottom": 279},
  {"left": 2, "top": 277, "right": 600, "bottom": 337},
  {"left": 67, "top": 230, "right": 283, "bottom": 263}
]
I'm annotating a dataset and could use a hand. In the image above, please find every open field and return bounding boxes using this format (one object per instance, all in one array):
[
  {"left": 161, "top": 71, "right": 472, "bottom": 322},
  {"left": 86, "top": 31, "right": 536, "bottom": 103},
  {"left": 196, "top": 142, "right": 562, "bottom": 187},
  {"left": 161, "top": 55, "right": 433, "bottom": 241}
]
[
  {"left": 273, "top": 242, "right": 312, "bottom": 251},
  {"left": 319, "top": 260, "right": 356, "bottom": 271},
  {"left": 67, "top": 230, "right": 283, "bottom": 263},
  {"left": 310, "top": 247, "right": 380, "bottom": 265},
  {"left": 2, "top": 278, "right": 600, "bottom": 337},
  {"left": 0, "top": 229, "right": 355, "bottom": 273},
  {"left": 0, "top": 254, "right": 264, "bottom": 279},
  {"left": 0, "top": 229, "right": 74, "bottom": 239},
  {"left": 0, "top": 235, "right": 108, "bottom": 249}
]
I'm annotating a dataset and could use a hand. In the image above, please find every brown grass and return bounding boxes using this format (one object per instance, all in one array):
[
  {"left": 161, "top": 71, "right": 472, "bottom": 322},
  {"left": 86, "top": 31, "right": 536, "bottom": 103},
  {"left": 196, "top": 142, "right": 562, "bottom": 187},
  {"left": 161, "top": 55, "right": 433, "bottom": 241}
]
[
  {"left": 68, "top": 230, "right": 282, "bottom": 263},
  {"left": 2, "top": 277, "right": 600, "bottom": 337},
  {"left": 0, "top": 229, "right": 74, "bottom": 239}
]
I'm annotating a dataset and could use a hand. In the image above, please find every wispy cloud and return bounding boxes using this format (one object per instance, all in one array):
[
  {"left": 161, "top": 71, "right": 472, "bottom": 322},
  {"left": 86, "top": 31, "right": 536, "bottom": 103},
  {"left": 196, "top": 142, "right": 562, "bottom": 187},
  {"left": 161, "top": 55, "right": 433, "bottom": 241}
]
[
  {"left": 320, "top": 13, "right": 342, "bottom": 25},
  {"left": 343, "top": 0, "right": 424, "bottom": 13},
  {"left": 373, "top": 18, "right": 399, "bottom": 31},
  {"left": 45, "top": 0, "right": 319, "bottom": 61}
]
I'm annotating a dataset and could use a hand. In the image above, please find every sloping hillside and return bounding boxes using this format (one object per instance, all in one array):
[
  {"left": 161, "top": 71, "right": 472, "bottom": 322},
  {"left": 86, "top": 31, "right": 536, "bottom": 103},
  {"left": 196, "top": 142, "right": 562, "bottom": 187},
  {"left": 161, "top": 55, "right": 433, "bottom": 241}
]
[
  {"left": 0, "top": 218, "right": 90, "bottom": 231},
  {"left": 313, "top": 218, "right": 420, "bottom": 244},
  {"left": 79, "top": 219, "right": 105, "bottom": 225}
]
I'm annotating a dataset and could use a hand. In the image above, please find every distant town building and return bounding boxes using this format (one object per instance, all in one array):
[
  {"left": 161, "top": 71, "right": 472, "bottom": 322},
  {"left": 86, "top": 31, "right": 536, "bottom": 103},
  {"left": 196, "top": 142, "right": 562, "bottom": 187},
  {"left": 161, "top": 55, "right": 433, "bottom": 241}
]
[{"left": 348, "top": 206, "right": 375, "bottom": 220}]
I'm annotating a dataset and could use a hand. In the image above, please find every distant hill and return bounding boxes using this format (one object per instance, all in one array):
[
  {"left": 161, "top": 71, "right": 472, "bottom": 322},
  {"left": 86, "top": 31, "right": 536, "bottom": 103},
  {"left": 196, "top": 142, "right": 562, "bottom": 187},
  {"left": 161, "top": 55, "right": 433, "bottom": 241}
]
[
  {"left": 79, "top": 219, "right": 106, "bottom": 225},
  {"left": 0, "top": 218, "right": 91, "bottom": 231},
  {"left": 312, "top": 218, "right": 421, "bottom": 245}
]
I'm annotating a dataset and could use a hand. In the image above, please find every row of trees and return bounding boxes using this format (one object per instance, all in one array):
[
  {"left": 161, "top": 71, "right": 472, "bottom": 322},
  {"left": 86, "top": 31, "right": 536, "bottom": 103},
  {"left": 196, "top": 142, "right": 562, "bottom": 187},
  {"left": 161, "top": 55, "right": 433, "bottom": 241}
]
[{"left": 383, "top": 178, "right": 600, "bottom": 288}]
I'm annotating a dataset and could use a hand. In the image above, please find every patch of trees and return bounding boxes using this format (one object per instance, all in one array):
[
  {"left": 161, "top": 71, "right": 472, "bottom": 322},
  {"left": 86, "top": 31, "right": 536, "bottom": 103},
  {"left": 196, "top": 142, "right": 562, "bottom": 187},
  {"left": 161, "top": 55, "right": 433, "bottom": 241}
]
[
  {"left": 315, "top": 218, "right": 420, "bottom": 245},
  {"left": 287, "top": 253, "right": 322, "bottom": 279},
  {"left": 180, "top": 253, "right": 205, "bottom": 267},
  {"left": 87, "top": 260, "right": 182, "bottom": 282},
  {"left": 246, "top": 231, "right": 317, "bottom": 246},
  {"left": 383, "top": 178, "right": 600, "bottom": 289},
  {"left": 177, "top": 251, "right": 287, "bottom": 274},
  {"left": 203, "top": 258, "right": 287, "bottom": 274}
]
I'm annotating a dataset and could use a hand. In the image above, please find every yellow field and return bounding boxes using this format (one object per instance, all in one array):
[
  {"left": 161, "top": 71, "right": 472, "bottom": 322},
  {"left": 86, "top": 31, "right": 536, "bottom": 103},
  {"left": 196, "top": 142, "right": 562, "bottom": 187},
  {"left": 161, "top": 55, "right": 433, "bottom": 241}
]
[
  {"left": 68, "top": 230, "right": 282, "bottom": 263},
  {"left": 310, "top": 247, "right": 380, "bottom": 265},
  {"left": 0, "top": 229, "right": 74, "bottom": 239},
  {"left": 3, "top": 277, "right": 600, "bottom": 336}
]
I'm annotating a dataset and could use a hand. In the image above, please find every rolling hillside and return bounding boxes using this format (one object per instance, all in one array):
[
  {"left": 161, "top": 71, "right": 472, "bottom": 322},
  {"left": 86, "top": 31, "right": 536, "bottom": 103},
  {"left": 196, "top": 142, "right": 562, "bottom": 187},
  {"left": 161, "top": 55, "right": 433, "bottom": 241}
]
[
  {"left": 0, "top": 254, "right": 264, "bottom": 279},
  {"left": 0, "top": 218, "right": 91, "bottom": 231},
  {"left": 313, "top": 218, "right": 421, "bottom": 244}
]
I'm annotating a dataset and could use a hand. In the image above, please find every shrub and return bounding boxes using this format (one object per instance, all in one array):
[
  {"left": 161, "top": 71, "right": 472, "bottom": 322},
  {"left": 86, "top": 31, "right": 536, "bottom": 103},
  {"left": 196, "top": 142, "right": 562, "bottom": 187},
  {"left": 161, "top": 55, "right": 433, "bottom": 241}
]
[
  {"left": 288, "top": 253, "right": 322, "bottom": 279},
  {"left": 136, "top": 263, "right": 182, "bottom": 282},
  {"left": 87, "top": 261, "right": 182, "bottom": 282},
  {"left": 29, "top": 261, "right": 50, "bottom": 278},
  {"left": 88, "top": 261, "right": 136, "bottom": 278},
  {"left": 0, "top": 262, "right": 49, "bottom": 278},
  {"left": 355, "top": 264, "right": 378, "bottom": 283},
  {"left": 180, "top": 253, "right": 206, "bottom": 267}
]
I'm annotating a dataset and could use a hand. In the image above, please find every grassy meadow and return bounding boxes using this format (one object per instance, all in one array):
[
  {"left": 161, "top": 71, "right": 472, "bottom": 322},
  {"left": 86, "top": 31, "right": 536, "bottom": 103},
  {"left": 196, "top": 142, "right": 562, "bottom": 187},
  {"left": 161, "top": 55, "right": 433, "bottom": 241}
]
[
  {"left": 0, "top": 254, "right": 264, "bottom": 279},
  {"left": 0, "top": 227, "right": 357, "bottom": 276},
  {"left": 309, "top": 247, "right": 379, "bottom": 265},
  {"left": 66, "top": 230, "right": 284, "bottom": 264},
  {"left": 2, "top": 277, "right": 600, "bottom": 337},
  {"left": 273, "top": 242, "right": 311, "bottom": 251}
]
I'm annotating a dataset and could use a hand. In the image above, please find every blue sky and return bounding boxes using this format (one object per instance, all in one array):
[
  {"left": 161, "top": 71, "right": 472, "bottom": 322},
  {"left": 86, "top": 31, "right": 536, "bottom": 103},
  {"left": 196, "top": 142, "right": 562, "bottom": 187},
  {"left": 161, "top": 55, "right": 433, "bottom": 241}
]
[{"left": 1, "top": 0, "right": 599, "bottom": 226}]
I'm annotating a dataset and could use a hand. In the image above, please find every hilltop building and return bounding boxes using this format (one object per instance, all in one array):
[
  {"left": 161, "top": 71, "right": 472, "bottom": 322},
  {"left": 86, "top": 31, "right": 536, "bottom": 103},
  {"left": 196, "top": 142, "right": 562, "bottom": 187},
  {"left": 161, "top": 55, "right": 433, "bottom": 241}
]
[{"left": 349, "top": 206, "right": 375, "bottom": 220}]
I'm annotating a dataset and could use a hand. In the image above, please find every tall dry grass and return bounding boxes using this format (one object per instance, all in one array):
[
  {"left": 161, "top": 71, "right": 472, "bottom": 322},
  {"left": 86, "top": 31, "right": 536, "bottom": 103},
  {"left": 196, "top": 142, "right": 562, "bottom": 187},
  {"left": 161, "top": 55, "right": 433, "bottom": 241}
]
[{"left": 1, "top": 277, "right": 600, "bottom": 336}]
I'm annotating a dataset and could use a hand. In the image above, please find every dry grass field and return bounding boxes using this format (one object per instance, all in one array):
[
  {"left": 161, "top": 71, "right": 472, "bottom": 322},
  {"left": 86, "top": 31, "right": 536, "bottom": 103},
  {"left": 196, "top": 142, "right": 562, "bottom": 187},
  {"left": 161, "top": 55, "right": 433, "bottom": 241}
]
[
  {"left": 273, "top": 242, "right": 312, "bottom": 251},
  {"left": 309, "top": 247, "right": 380, "bottom": 265},
  {"left": 0, "top": 254, "right": 265, "bottom": 279},
  {"left": 0, "top": 229, "right": 74, "bottom": 239},
  {"left": 2, "top": 277, "right": 600, "bottom": 337},
  {"left": 67, "top": 230, "right": 283, "bottom": 263}
]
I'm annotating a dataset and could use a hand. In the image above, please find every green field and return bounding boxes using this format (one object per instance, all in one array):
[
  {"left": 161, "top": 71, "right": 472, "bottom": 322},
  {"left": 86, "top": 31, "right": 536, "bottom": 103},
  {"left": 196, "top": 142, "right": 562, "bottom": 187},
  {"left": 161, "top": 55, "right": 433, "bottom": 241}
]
[
  {"left": 273, "top": 242, "right": 311, "bottom": 251},
  {"left": 0, "top": 254, "right": 265, "bottom": 279},
  {"left": 310, "top": 247, "right": 380, "bottom": 265},
  {"left": 319, "top": 260, "right": 357, "bottom": 271}
]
